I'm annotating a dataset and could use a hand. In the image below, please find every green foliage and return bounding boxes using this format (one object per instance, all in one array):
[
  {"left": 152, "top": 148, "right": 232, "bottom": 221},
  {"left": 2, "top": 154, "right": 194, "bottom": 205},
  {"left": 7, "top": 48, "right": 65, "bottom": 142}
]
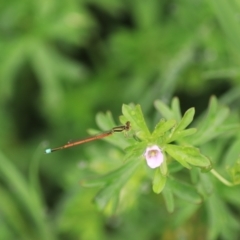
[
  {"left": 0, "top": 151, "right": 54, "bottom": 240},
  {"left": 1, "top": 0, "right": 240, "bottom": 240},
  {"left": 165, "top": 144, "right": 211, "bottom": 169},
  {"left": 227, "top": 160, "right": 240, "bottom": 185},
  {"left": 83, "top": 97, "right": 238, "bottom": 204},
  {"left": 152, "top": 167, "right": 166, "bottom": 194},
  {"left": 166, "top": 177, "right": 202, "bottom": 204},
  {"left": 82, "top": 158, "right": 140, "bottom": 210},
  {"left": 82, "top": 97, "right": 240, "bottom": 240}
]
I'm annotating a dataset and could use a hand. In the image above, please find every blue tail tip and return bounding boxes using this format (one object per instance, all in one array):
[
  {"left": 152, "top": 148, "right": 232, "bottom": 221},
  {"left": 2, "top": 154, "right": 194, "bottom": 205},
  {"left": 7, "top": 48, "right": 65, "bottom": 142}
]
[{"left": 45, "top": 149, "right": 52, "bottom": 154}]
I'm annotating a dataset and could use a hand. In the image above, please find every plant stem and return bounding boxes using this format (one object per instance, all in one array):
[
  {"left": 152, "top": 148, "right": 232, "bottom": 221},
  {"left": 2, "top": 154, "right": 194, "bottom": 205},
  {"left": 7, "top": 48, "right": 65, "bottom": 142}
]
[{"left": 210, "top": 169, "right": 234, "bottom": 187}]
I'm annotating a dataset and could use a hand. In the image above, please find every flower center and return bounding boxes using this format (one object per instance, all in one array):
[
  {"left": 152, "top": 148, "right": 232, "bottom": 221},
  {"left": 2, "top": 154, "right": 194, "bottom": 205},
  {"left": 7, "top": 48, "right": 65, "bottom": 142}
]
[{"left": 148, "top": 150, "right": 158, "bottom": 158}]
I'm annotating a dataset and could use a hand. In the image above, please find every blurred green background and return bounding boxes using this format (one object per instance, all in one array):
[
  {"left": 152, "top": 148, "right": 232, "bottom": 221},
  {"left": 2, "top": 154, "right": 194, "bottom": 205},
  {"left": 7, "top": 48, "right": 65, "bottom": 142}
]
[{"left": 1, "top": 0, "right": 240, "bottom": 239}]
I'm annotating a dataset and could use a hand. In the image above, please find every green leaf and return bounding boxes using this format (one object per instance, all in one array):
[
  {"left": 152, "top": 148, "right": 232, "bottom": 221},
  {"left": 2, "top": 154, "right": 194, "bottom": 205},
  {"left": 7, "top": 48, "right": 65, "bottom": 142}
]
[
  {"left": 88, "top": 111, "right": 133, "bottom": 149},
  {"left": 123, "top": 142, "right": 146, "bottom": 162},
  {"left": 162, "top": 187, "right": 174, "bottom": 213},
  {"left": 208, "top": 0, "right": 240, "bottom": 55},
  {"left": 206, "top": 193, "right": 239, "bottom": 240},
  {"left": 0, "top": 186, "right": 31, "bottom": 239},
  {"left": 217, "top": 123, "right": 239, "bottom": 133},
  {"left": 172, "top": 204, "right": 199, "bottom": 227},
  {"left": 228, "top": 160, "right": 240, "bottom": 185},
  {"left": 83, "top": 159, "right": 141, "bottom": 209},
  {"left": 199, "top": 173, "right": 214, "bottom": 196},
  {"left": 95, "top": 111, "right": 116, "bottom": 130},
  {"left": 165, "top": 145, "right": 191, "bottom": 169},
  {"left": 188, "top": 96, "right": 234, "bottom": 145},
  {"left": 110, "top": 194, "right": 121, "bottom": 214},
  {"left": 190, "top": 167, "right": 199, "bottom": 185},
  {"left": 152, "top": 168, "right": 166, "bottom": 194},
  {"left": 194, "top": 123, "right": 238, "bottom": 146},
  {"left": 167, "top": 128, "right": 197, "bottom": 143},
  {"left": 152, "top": 119, "right": 176, "bottom": 139},
  {"left": 160, "top": 153, "right": 168, "bottom": 176},
  {"left": 168, "top": 161, "right": 184, "bottom": 173},
  {"left": 223, "top": 139, "right": 240, "bottom": 166},
  {"left": 165, "top": 144, "right": 212, "bottom": 170},
  {"left": 121, "top": 104, "right": 151, "bottom": 139},
  {"left": 175, "top": 107, "right": 195, "bottom": 132},
  {"left": 154, "top": 100, "right": 174, "bottom": 120},
  {"left": 171, "top": 97, "right": 182, "bottom": 122},
  {"left": 0, "top": 40, "right": 26, "bottom": 100},
  {"left": 94, "top": 181, "right": 121, "bottom": 210},
  {"left": 81, "top": 158, "right": 141, "bottom": 188},
  {"left": 167, "top": 178, "right": 202, "bottom": 204},
  {"left": 209, "top": 95, "right": 218, "bottom": 114},
  {"left": 0, "top": 151, "right": 52, "bottom": 239}
]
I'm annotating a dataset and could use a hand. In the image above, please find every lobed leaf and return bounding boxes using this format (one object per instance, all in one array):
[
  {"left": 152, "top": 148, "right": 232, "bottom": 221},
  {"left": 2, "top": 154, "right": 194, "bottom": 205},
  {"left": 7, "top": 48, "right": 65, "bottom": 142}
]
[
  {"left": 189, "top": 96, "right": 235, "bottom": 145},
  {"left": 165, "top": 145, "right": 191, "bottom": 169},
  {"left": 93, "top": 159, "right": 140, "bottom": 209},
  {"left": 174, "top": 108, "right": 195, "bottom": 132},
  {"left": 165, "top": 144, "right": 212, "bottom": 169},
  {"left": 121, "top": 104, "right": 151, "bottom": 139},
  {"left": 154, "top": 100, "right": 174, "bottom": 120},
  {"left": 152, "top": 119, "right": 176, "bottom": 139},
  {"left": 123, "top": 142, "right": 146, "bottom": 162},
  {"left": 167, "top": 128, "right": 197, "bottom": 143},
  {"left": 95, "top": 111, "right": 116, "bottom": 130},
  {"left": 81, "top": 158, "right": 140, "bottom": 188},
  {"left": 88, "top": 112, "right": 133, "bottom": 149}
]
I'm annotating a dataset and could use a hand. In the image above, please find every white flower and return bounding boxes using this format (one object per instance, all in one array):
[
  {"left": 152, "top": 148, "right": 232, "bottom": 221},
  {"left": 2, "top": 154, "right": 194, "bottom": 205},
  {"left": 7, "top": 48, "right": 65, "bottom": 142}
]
[{"left": 144, "top": 145, "right": 164, "bottom": 169}]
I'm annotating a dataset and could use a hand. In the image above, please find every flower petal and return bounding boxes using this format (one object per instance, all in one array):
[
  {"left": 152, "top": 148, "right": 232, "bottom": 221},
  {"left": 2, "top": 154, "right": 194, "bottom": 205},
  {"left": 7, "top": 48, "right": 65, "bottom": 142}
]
[{"left": 144, "top": 145, "right": 164, "bottom": 169}]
